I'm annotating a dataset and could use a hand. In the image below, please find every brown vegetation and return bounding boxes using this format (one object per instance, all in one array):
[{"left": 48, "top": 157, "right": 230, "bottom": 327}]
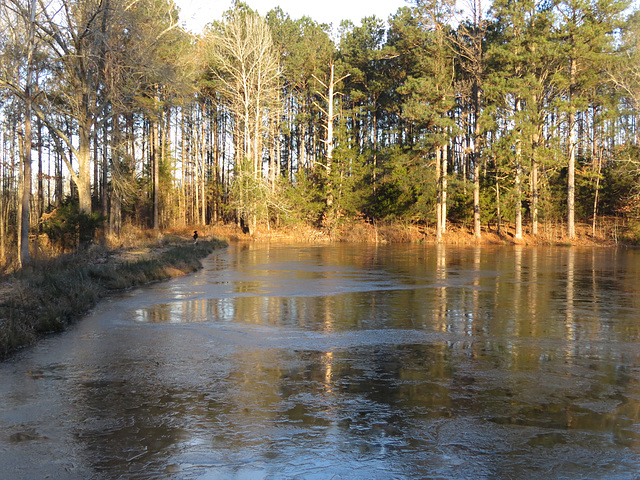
[
  {"left": 0, "top": 214, "right": 634, "bottom": 360},
  {"left": 0, "top": 231, "right": 226, "bottom": 360},
  {"left": 239, "top": 218, "right": 632, "bottom": 247}
]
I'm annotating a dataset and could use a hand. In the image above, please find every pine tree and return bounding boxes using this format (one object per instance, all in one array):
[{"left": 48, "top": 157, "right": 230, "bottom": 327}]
[
  {"left": 453, "top": 0, "right": 487, "bottom": 239},
  {"left": 388, "top": 2, "right": 456, "bottom": 240},
  {"left": 487, "top": 0, "right": 562, "bottom": 237},
  {"left": 553, "top": 0, "right": 628, "bottom": 238}
]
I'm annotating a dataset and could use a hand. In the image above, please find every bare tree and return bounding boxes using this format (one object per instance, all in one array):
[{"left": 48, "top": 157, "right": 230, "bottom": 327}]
[
  {"left": 205, "top": 7, "right": 280, "bottom": 234},
  {"left": 313, "top": 62, "right": 349, "bottom": 209},
  {"left": 18, "top": 0, "right": 181, "bottom": 222},
  {"left": 0, "top": 0, "right": 39, "bottom": 266}
]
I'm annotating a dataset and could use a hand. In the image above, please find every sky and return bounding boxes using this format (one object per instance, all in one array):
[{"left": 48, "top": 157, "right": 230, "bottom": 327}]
[{"left": 174, "top": 0, "right": 412, "bottom": 33}]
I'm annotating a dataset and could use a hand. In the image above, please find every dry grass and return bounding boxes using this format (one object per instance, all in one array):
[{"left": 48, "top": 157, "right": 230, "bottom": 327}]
[
  {"left": 0, "top": 232, "right": 226, "bottom": 360},
  {"left": 1, "top": 216, "right": 632, "bottom": 359},
  {"left": 193, "top": 217, "right": 633, "bottom": 246}
]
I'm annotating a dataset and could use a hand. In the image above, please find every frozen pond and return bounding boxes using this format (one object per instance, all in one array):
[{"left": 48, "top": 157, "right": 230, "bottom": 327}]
[{"left": 2, "top": 243, "right": 640, "bottom": 479}]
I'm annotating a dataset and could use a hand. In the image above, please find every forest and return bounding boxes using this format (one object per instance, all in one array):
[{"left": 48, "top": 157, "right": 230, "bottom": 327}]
[{"left": 2, "top": 0, "right": 640, "bottom": 269}]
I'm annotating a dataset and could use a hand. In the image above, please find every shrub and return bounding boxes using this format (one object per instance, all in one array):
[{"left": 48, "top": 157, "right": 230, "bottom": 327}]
[{"left": 42, "top": 199, "right": 104, "bottom": 251}]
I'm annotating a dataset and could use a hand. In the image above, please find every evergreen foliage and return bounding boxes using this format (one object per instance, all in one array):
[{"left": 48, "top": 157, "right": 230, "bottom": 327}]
[
  {"left": 42, "top": 199, "right": 104, "bottom": 251},
  {"left": 2, "top": 0, "right": 640, "bottom": 262}
]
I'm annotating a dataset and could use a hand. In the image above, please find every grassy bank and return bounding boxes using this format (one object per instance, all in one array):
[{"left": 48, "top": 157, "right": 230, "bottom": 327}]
[{"left": 0, "top": 238, "right": 226, "bottom": 360}]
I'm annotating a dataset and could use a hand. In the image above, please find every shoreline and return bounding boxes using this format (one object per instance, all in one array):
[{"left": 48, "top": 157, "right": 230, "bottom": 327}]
[
  {"left": 0, "top": 218, "right": 635, "bottom": 360},
  {"left": 211, "top": 220, "right": 634, "bottom": 248},
  {"left": 0, "top": 238, "right": 227, "bottom": 360}
]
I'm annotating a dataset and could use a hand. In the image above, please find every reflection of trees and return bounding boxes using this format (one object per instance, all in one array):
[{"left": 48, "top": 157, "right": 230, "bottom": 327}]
[
  {"left": 70, "top": 339, "right": 206, "bottom": 476},
  {"left": 223, "top": 348, "right": 285, "bottom": 440},
  {"left": 528, "top": 248, "right": 539, "bottom": 336},
  {"left": 133, "top": 298, "right": 221, "bottom": 323},
  {"left": 472, "top": 246, "right": 481, "bottom": 337},
  {"left": 434, "top": 244, "right": 447, "bottom": 332},
  {"left": 565, "top": 247, "right": 576, "bottom": 348},
  {"left": 514, "top": 246, "right": 522, "bottom": 327},
  {"left": 68, "top": 243, "right": 640, "bottom": 476}
]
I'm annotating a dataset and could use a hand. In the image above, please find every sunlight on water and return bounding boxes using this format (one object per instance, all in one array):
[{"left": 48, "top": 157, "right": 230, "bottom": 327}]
[{"left": 2, "top": 243, "right": 640, "bottom": 479}]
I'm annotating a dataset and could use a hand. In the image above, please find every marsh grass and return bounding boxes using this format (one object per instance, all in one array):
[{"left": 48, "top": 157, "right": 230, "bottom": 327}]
[{"left": 0, "top": 239, "right": 225, "bottom": 359}]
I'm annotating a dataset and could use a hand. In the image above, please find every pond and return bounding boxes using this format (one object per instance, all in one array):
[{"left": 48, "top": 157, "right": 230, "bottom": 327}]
[{"left": 1, "top": 243, "right": 640, "bottom": 479}]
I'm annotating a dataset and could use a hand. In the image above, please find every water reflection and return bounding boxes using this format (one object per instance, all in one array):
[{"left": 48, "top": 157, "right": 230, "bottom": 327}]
[
  {"left": 124, "top": 245, "right": 640, "bottom": 469},
  {"left": 566, "top": 246, "right": 576, "bottom": 345},
  {"left": 2, "top": 243, "right": 640, "bottom": 479},
  {"left": 134, "top": 245, "right": 640, "bottom": 344}
]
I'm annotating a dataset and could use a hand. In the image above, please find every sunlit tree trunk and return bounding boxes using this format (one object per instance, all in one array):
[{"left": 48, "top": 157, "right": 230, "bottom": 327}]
[
  {"left": 0, "top": 196, "right": 7, "bottom": 265},
  {"left": 0, "top": 132, "right": 8, "bottom": 261},
  {"left": 531, "top": 125, "right": 540, "bottom": 236},
  {"left": 181, "top": 108, "right": 187, "bottom": 226},
  {"left": 19, "top": 0, "right": 38, "bottom": 266},
  {"left": 472, "top": 82, "right": 482, "bottom": 240},
  {"left": 515, "top": 97, "right": 523, "bottom": 240},
  {"left": 436, "top": 146, "right": 442, "bottom": 243},
  {"left": 201, "top": 103, "right": 207, "bottom": 226},
  {"left": 37, "top": 117, "right": 43, "bottom": 222},
  {"left": 314, "top": 62, "right": 348, "bottom": 209},
  {"left": 105, "top": 114, "right": 118, "bottom": 235},
  {"left": 592, "top": 115, "right": 603, "bottom": 236},
  {"left": 442, "top": 143, "right": 448, "bottom": 234},
  {"left": 325, "top": 64, "right": 335, "bottom": 208},
  {"left": 153, "top": 114, "right": 160, "bottom": 231},
  {"left": 567, "top": 58, "right": 577, "bottom": 240}
]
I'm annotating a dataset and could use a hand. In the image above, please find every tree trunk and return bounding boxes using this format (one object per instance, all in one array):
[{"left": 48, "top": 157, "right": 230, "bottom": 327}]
[
  {"left": 181, "top": 108, "right": 187, "bottom": 226},
  {"left": 326, "top": 64, "right": 336, "bottom": 208},
  {"left": 110, "top": 192, "right": 121, "bottom": 237},
  {"left": 373, "top": 105, "right": 378, "bottom": 198},
  {"left": 19, "top": 117, "right": 31, "bottom": 266},
  {"left": 93, "top": 123, "right": 99, "bottom": 199},
  {"left": 567, "top": 56, "right": 577, "bottom": 240},
  {"left": 568, "top": 112, "right": 576, "bottom": 240},
  {"left": 269, "top": 116, "right": 275, "bottom": 189},
  {"left": 37, "top": 117, "right": 43, "bottom": 222},
  {"left": 0, "top": 131, "right": 7, "bottom": 262},
  {"left": 194, "top": 115, "right": 200, "bottom": 226},
  {"left": 18, "top": 0, "right": 38, "bottom": 266},
  {"left": 77, "top": 96, "right": 93, "bottom": 215},
  {"left": 436, "top": 146, "right": 442, "bottom": 243},
  {"left": 442, "top": 143, "right": 448, "bottom": 234},
  {"left": 102, "top": 115, "right": 110, "bottom": 222},
  {"left": 153, "top": 107, "right": 160, "bottom": 230},
  {"left": 592, "top": 147, "right": 602, "bottom": 236},
  {"left": 473, "top": 160, "right": 481, "bottom": 239},
  {"left": 326, "top": 66, "right": 335, "bottom": 167},
  {"left": 212, "top": 106, "right": 219, "bottom": 223},
  {"left": 55, "top": 145, "right": 63, "bottom": 206},
  {"left": 201, "top": 101, "right": 207, "bottom": 225},
  {"left": 163, "top": 106, "right": 169, "bottom": 227},
  {"left": 0, "top": 197, "right": 7, "bottom": 266},
  {"left": 531, "top": 129, "right": 540, "bottom": 236},
  {"left": 316, "top": 63, "right": 348, "bottom": 210},
  {"left": 496, "top": 176, "right": 502, "bottom": 235},
  {"left": 473, "top": 82, "right": 482, "bottom": 240},
  {"left": 515, "top": 98, "right": 523, "bottom": 240}
]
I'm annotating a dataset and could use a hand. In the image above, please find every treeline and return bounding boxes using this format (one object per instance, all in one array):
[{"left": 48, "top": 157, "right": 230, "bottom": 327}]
[{"left": 2, "top": 0, "right": 640, "bottom": 267}]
